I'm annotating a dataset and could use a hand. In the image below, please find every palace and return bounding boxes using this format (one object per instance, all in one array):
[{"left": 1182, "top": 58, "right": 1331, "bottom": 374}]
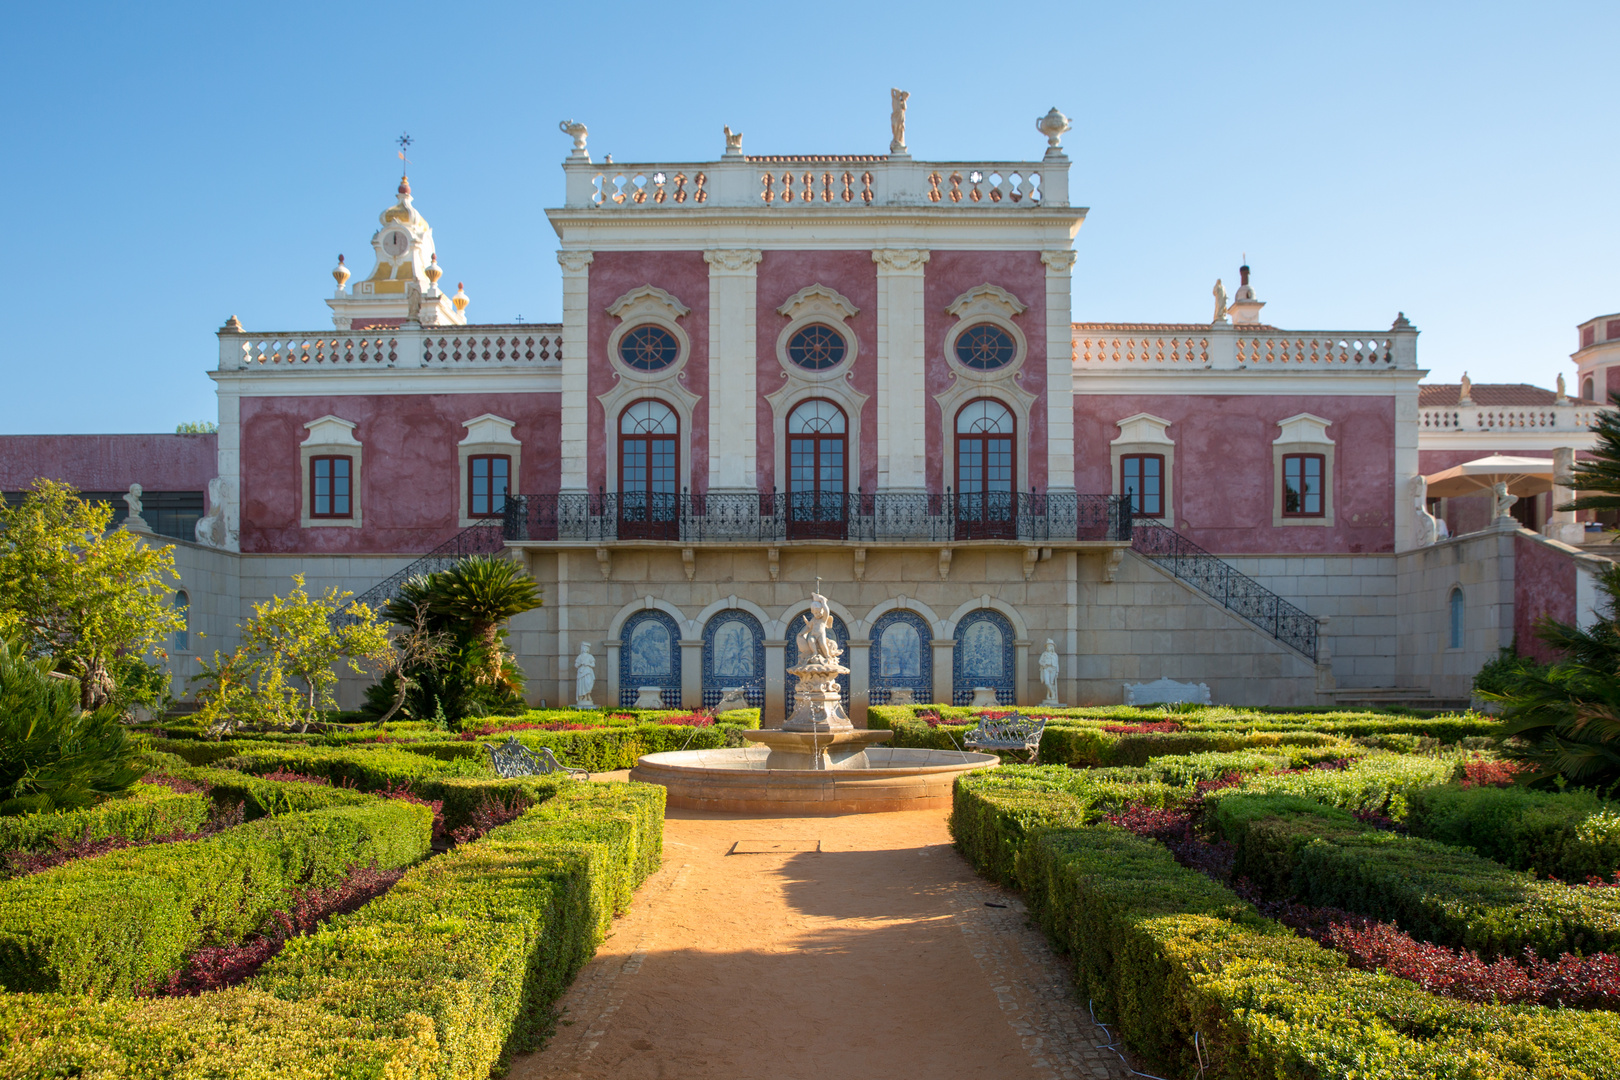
[{"left": 1, "top": 106, "right": 1609, "bottom": 715}]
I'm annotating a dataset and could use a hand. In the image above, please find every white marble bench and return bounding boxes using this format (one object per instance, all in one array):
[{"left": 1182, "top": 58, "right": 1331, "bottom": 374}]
[{"left": 1123, "top": 677, "right": 1211, "bottom": 707}]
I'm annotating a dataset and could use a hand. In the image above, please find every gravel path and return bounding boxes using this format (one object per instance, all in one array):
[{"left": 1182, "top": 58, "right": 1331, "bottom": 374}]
[{"left": 509, "top": 807, "right": 1137, "bottom": 1080}]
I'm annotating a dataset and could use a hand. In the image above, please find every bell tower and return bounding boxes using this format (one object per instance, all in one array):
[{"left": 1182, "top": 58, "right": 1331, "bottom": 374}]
[{"left": 326, "top": 170, "right": 467, "bottom": 330}]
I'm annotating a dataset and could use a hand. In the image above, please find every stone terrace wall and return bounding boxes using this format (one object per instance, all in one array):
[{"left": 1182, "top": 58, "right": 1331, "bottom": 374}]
[{"left": 1395, "top": 525, "right": 1513, "bottom": 700}]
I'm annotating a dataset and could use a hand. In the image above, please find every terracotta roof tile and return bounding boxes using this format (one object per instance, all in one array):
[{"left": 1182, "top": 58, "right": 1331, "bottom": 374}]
[{"left": 1418, "top": 383, "right": 1560, "bottom": 407}]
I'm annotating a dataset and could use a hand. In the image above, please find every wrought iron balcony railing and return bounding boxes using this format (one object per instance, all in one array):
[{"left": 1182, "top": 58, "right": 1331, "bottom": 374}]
[
  {"left": 502, "top": 491, "right": 1133, "bottom": 545},
  {"left": 1130, "top": 522, "right": 1319, "bottom": 661}
]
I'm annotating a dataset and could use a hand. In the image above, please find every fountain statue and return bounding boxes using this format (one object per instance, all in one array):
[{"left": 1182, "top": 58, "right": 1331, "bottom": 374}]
[{"left": 627, "top": 583, "right": 999, "bottom": 811}]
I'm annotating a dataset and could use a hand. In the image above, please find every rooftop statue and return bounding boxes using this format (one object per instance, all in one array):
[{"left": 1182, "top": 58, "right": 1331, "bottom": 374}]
[
  {"left": 890, "top": 88, "right": 909, "bottom": 154},
  {"left": 558, "top": 119, "right": 588, "bottom": 154},
  {"left": 1211, "top": 278, "right": 1228, "bottom": 324}
]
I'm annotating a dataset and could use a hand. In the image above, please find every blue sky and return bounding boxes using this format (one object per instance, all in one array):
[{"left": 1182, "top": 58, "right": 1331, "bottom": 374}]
[{"left": 2, "top": 1, "right": 1615, "bottom": 433}]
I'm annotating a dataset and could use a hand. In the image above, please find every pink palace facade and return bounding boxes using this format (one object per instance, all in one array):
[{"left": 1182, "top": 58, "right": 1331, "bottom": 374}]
[{"left": 1, "top": 108, "right": 1606, "bottom": 713}]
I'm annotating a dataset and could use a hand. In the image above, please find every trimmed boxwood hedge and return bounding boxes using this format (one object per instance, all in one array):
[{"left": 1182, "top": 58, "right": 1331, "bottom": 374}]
[
  {"left": 404, "top": 723, "right": 750, "bottom": 774},
  {"left": 1211, "top": 792, "right": 1620, "bottom": 960},
  {"left": 0, "top": 781, "right": 213, "bottom": 855},
  {"left": 1408, "top": 783, "right": 1620, "bottom": 882},
  {"left": 0, "top": 780, "right": 666, "bottom": 1080},
  {"left": 954, "top": 771, "right": 1620, "bottom": 1078},
  {"left": 0, "top": 799, "right": 432, "bottom": 996}
]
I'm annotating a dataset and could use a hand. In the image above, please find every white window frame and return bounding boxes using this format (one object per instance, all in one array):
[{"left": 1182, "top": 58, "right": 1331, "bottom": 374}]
[
  {"left": 300, "top": 415, "right": 362, "bottom": 529},
  {"left": 1272, "top": 413, "right": 1335, "bottom": 528},
  {"left": 1110, "top": 413, "right": 1175, "bottom": 525},
  {"left": 458, "top": 414, "right": 522, "bottom": 527}
]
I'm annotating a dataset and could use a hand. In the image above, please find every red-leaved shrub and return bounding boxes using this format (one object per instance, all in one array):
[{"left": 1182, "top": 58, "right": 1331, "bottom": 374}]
[
  {"left": 261, "top": 768, "right": 329, "bottom": 786},
  {"left": 1458, "top": 757, "right": 1530, "bottom": 789},
  {"left": 1102, "top": 720, "right": 1183, "bottom": 735},
  {"left": 449, "top": 793, "right": 529, "bottom": 846},
  {"left": 456, "top": 720, "right": 596, "bottom": 740},
  {"left": 141, "top": 772, "right": 211, "bottom": 796},
  {"left": 149, "top": 862, "right": 404, "bottom": 996},
  {"left": 656, "top": 712, "right": 714, "bottom": 727}
]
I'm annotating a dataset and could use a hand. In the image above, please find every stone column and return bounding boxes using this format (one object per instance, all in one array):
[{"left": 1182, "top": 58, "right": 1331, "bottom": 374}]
[
  {"left": 1392, "top": 373, "right": 1422, "bottom": 551},
  {"left": 931, "top": 638, "right": 955, "bottom": 706},
  {"left": 558, "top": 250, "right": 594, "bottom": 493},
  {"left": 764, "top": 638, "right": 786, "bottom": 725},
  {"left": 605, "top": 640, "right": 622, "bottom": 710},
  {"left": 705, "top": 249, "right": 763, "bottom": 493},
  {"left": 873, "top": 249, "right": 931, "bottom": 492},
  {"left": 1042, "top": 250, "right": 1078, "bottom": 495},
  {"left": 847, "top": 639, "right": 871, "bottom": 727},
  {"left": 680, "top": 639, "right": 704, "bottom": 710}
]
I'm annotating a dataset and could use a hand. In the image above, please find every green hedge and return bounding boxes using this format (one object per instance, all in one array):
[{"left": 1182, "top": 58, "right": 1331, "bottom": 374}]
[
  {"left": 955, "top": 771, "right": 1620, "bottom": 1077},
  {"left": 1229, "top": 751, "right": 1456, "bottom": 818},
  {"left": 1211, "top": 792, "right": 1620, "bottom": 960},
  {"left": 214, "top": 745, "right": 494, "bottom": 791},
  {"left": 0, "top": 780, "right": 666, "bottom": 1080},
  {"left": 1408, "top": 783, "right": 1620, "bottom": 882},
  {"left": 0, "top": 799, "right": 433, "bottom": 996},
  {"left": 405, "top": 723, "right": 747, "bottom": 774},
  {"left": 0, "top": 781, "right": 212, "bottom": 855}
]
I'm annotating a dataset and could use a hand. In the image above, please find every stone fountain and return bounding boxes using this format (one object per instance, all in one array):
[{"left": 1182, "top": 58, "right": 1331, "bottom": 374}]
[{"left": 628, "top": 587, "right": 999, "bottom": 813}]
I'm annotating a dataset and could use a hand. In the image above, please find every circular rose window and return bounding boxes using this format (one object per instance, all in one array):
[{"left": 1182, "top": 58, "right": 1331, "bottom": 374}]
[
  {"left": 787, "top": 324, "right": 847, "bottom": 371},
  {"left": 618, "top": 325, "right": 680, "bottom": 372},
  {"left": 954, "top": 324, "right": 1017, "bottom": 370}
]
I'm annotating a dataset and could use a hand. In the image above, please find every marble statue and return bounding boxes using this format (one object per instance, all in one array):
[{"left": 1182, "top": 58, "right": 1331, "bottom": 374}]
[
  {"left": 889, "top": 88, "right": 909, "bottom": 154},
  {"left": 723, "top": 125, "right": 743, "bottom": 152},
  {"left": 1557, "top": 373, "right": 1569, "bottom": 402},
  {"left": 796, "top": 592, "right": 843, "bottom": 665},
  {"left": 1493, "top": 481, "right": 1518, "bottom": 520},
  {"left": 574, "top": 642, "right": 596, "bottom": 707},
  {"left": 1038, "top": 639, "right": 1061, "bottom": 706},
  {"left": 405, "top": 281, "right": 422, "bottom": 322},
  {"left": 1459, "top": 372, "right": 1473, "bottom": 405},
  {"left": 121, "top": 484, "right": 150, "bottom": 532},
  {"left": 195, "top": 476, "right": 233, "bottom": 548},
  {"left": 1212, "top": 278, "right": 1228, "bottom": 324},
  {"left": 558, "top": 119, "right": 588, "bottom": 153},
  {"left": 1410, "top": 475, "right": 1440, "bottom": 547}
]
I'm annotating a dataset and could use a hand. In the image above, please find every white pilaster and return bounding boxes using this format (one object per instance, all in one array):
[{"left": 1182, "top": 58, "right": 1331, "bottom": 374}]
[
  {"left": 704, "top": 249, "right": 763, "bottom": 492},
  {"left": 215, "top": 387, "right": 241, "bottom": 553},
  {"left": 873, "top": 248, "right": 931, "bottom": 491},
  {"left": 1392, "top": 372, "right": 1423, "bottom": 552},
  {"left": 557, "top": 250, "right": 594, "bottom": 493},
  {"left": 1042, "top": 250, "right": 1078, "bottom": 494}
]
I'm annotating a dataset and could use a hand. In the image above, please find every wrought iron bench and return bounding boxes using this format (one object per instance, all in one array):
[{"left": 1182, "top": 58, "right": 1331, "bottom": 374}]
[
  {"left": 484, "top": 735, "right": 589, "bottom": 779},
  {"left": 963, "top": 713, "right": 1047, "bottom": 763}
]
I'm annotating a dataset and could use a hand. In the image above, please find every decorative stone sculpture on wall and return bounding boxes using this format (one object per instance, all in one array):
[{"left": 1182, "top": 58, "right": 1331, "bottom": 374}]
[
  {"left": 195, "top": 477, "right": 235, "bottom": 549},
  {"left": 121, "top": 484, "right": 150, "bottom": 533},
  {"left": 1411, "top": 475, "right": 1440, "bottom": 547},
  {"left": 1493, "top": 481, "right": 1518, "bottom": 521},
  {"left": 1038, "top": 639, "right": 1061, "bottom": 706},
  {"left": 889, "top": 88, "right": 909, "bottom": 154}
]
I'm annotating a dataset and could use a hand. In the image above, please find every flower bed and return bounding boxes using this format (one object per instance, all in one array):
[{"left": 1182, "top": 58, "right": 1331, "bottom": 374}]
[
  {"left": 0, "top": 780, "right": 666, "bottom": 1080},
  {"left": 951, "top": 770, "right": 1620, "bottom": 1076},
  {"left": 0, "top": 799, "right": 432, "bottom": 996}
]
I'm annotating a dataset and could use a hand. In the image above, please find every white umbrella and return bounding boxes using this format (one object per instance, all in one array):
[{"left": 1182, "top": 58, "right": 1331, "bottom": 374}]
[{"left": 1422, "top": 455, "right": 1555, "bottom": 499}]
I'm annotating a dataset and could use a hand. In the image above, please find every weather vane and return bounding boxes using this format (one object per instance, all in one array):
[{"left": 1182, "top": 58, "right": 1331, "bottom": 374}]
[{"left": 396, "top": 132, "right": 413, "bottom": 172}]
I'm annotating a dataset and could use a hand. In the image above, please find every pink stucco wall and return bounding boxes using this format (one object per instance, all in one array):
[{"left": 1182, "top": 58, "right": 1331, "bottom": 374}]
[
  {"left": 753, "top": 251, "right": 879, "bottom": 493},
  {"left": 923, "top": 251, "right": 1048, "bottom": 494},
  {"left": 0, "top": 434, "right": 216, "bottom": 494},
  {"left": 1514, "top": 532, "right": 1578, "bottom": 664},
  {"left": 1076, "top": 395, "right": 1396, "bottom": 554},
  {"left": 586, "top": 251, "right": 709, "bottom": 494},
  {"left": 238, "top": 393, "right": 560, "bottom": 553}
]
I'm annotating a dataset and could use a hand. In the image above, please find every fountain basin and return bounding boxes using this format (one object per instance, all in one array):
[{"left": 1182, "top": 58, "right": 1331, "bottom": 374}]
[
  {"left": 740, "top": 728, "right": 895, "bottom": 770},
  {"left": 629, "top": 746, "right": 1000, "bottom": 814}
]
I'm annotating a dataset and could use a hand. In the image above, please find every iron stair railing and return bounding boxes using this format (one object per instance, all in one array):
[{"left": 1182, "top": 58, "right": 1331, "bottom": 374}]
[
  {"left": 336, "top": 523, "right": 507, "bottom": 624},
  {"left": 1129, "top": 522, "right": 1319, "bottom": 661}
]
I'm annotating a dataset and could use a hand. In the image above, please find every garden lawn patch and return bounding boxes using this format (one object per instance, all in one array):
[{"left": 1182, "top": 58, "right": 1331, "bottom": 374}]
[
  {"left": 0, "top": 799, "right": 432, "bottom": 996},
  {"left": 1408, "top": 783, "right": 1620, "bottom": 882},
  {"left": 0, "top": 781, "right": 212, "bottom": 855},
  {"left": 1211, "top": 792, "right": 1620, "bottom": 959}
]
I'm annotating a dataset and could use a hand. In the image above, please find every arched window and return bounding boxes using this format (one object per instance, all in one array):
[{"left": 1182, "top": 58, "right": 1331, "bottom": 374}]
[
  {"left": 956, "top": 399, "right": 1015, "bottom": 537},
  {"left": 870, "top": 609, "right": 932, "bottom": 705},
  {"left": 702, "top": 611, "right": 765, "bottom": 708},
  {"left": 174, "top": 590, "right": 190, "bottom": 653},
  {"left": 953, "top": 609, "right": 1015, "bottom": 706},
  {"left": 620, "top": 610, "right": 682, "bottom": 709},
  {"left": 1449, "top": 587, "right": 1465, "bottom": 649},
  {"left": 1584, "top": 375, "right": 1596, "bottom": 402},
  {"left": 786, "top": 608, "right": 850, "bottom": 707},
  {"left": 787, "top": 399, "right": 848, "bottom": 539},
  {"left": 619, "top": 400, "right": 678, "bottom": 539}
]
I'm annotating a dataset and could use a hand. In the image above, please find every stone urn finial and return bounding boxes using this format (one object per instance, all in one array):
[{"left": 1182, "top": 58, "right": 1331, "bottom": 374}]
[{"left": 1037, "top": 107, "right": 1072, "bottom": 149}]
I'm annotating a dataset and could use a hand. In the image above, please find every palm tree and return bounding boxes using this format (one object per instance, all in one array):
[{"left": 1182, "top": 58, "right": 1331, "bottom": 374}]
[
  {"left": 1560, "top": 395, "right": 1620, "bottom": 519},
  {"left": 429, "top": 555, "right": 543, "bottom": 686}
]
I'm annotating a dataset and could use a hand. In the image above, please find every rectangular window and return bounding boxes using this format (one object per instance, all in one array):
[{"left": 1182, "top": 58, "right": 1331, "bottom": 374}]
[
  {"left": 1282, "top": 453, "right": 1324, "bottom": 517},
  {"left": 1120, "top": 454, "right": 1164, "bottom": 517},
  {"left": 468, "top": 454, "right": 510, "bottom": 518},
  {"left": 310, "top": 456, "right": 352, "bottom": 518}
]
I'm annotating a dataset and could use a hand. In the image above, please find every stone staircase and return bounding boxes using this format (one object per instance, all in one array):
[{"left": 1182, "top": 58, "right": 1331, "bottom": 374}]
[
  {"left": 1330, "top": 687, "right": 1475, "bottom": 714},
  {"left": 339, "top": 524, "right": 505, "bottom": 621}
]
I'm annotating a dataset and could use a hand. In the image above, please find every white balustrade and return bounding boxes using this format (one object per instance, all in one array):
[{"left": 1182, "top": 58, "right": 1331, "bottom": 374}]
[
  {"left": 1073, "top": 324, "right": 1420, "bottom": 371},
  {"left": 1420, "top": 406, "right": 1598, "bottom": 432},
  {"left": 218, "top": 325, "right": 563, "bottom": 371},
  {"left": 562, "top": 156, "right": 1066, "bottom": 210}
]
